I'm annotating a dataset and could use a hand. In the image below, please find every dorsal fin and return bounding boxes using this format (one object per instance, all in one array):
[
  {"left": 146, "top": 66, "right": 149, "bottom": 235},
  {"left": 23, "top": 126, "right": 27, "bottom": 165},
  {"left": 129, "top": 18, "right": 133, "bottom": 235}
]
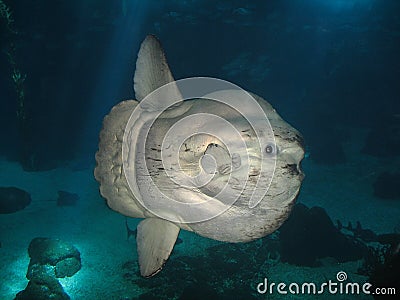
[
  {"left": 134, "top": 35, "right": 178, "bottom": 101},
  {"left": 133, "top": 34, "right": 192, "bottom": 117}
]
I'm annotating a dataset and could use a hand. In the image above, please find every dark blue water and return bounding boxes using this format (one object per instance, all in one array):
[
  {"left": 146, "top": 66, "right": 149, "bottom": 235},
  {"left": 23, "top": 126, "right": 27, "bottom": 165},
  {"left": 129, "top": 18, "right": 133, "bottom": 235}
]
[
  {"left": 1, "top": 1, "right": 399, "bottom": 299},
  {"left": 1, "top": 0, "right": 399, "bottom": 170}
]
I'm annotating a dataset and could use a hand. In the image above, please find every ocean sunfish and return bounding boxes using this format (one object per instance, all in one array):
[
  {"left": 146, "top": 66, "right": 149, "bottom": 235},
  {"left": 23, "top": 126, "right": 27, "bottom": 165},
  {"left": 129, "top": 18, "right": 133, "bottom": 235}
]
[{"left": 94, "top": 35, "right": 305, "bottom": 277}]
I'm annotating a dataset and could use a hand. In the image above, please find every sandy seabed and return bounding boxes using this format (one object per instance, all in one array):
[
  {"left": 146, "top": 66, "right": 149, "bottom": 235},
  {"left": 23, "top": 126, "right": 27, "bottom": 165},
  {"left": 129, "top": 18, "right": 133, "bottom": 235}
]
[{"left": 0, "top": 133, "right": 399, "bottom": 299}]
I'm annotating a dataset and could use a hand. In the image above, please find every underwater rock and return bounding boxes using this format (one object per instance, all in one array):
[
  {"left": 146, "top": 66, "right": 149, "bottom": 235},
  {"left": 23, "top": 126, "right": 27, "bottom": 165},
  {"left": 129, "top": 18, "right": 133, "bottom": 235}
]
[
  {"left": 26, "top": 263, "right": 55, "bottom": 280},
  {"left": 0, "top": 186, "right": 31, "bottom": 214},
  {"left": 18, "top": 238, "right": 80, "bottom": 299},
  {"left": 373, "top": 171, "right": 400, "bottom": 200},
  {"left": 57, "top": 190, "right": 79, "bottom": 206},
  {"left": 337, "top": 220, "right": 378, "bottom": 242},
  {"left": 15, "top": 273, "right": 70, "bottom": 300},
  {"left": 27, "top": 237, "right": 81, "bottom": 278},
  {"left": 55, "top": 257, "right": 81, "bottom": 278},
  {"left": 279, "top": 203, "right": 368, "bottom": 266},
  {"left": 377, "top": 233, "right": 400, "bottom": 248},
  {"left": 369, "top": 251, "right": 400, "bottom": 299}
]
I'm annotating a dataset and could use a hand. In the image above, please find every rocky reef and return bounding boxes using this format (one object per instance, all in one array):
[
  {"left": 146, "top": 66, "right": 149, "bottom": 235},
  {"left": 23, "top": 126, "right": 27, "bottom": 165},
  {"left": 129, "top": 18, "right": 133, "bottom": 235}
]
[{"left": 15, "top": 237, "right": 81, "bottom": 300}]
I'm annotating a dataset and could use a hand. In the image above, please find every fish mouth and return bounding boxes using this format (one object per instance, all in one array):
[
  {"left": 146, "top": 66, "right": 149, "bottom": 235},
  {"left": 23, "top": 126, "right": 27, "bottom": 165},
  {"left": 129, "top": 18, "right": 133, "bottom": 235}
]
[
  {"left": 279, "top": 134, "right": 305, "bottom": 181},
  {"left": 283, "top": 162, "right": 305, "bottom": 180},
  {"left": 284, "top": 163, "right": 301, "bottom": 176}
]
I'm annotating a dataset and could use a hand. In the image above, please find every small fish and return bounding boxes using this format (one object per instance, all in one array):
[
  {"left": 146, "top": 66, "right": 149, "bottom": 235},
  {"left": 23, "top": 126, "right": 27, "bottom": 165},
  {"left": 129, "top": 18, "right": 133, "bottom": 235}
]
[{"left": 125, "top": 218, "right": 137, "bottom": 240}]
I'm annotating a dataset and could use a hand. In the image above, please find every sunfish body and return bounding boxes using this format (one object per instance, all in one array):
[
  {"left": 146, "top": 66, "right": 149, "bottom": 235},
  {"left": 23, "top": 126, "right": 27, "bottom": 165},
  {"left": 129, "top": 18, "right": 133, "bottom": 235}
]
[{"left": 94, "top": 35, "right": 305, "bottom": 277}]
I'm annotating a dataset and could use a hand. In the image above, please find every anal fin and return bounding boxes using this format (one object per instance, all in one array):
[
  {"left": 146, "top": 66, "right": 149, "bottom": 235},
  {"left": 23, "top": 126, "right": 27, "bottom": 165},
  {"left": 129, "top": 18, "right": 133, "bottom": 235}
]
[{"left": 136, "top": 218, "right": 180, "bottom": 277}]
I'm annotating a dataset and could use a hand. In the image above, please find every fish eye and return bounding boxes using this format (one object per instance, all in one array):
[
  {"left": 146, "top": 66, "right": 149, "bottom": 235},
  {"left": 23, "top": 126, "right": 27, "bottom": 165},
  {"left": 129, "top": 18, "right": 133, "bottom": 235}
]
[{"left": 265, "top": 144, "right": 276, "bottom": 155}]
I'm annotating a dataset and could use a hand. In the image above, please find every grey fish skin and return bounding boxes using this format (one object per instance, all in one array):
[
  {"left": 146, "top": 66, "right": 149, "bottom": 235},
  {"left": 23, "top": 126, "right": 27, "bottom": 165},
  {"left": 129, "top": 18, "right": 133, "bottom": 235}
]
[
  {"left": 94, "top": 35, "right": 305, "bottom": 277},
  {"left": 141, "top": 96, "right": 305, "bottom": 242}
]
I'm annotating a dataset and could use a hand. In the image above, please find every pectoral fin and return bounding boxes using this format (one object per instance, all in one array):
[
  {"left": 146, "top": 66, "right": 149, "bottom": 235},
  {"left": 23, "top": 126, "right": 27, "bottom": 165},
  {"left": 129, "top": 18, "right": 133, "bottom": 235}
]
[{"left": 136, "top": 218, "right": 180, "bottom": 277}]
